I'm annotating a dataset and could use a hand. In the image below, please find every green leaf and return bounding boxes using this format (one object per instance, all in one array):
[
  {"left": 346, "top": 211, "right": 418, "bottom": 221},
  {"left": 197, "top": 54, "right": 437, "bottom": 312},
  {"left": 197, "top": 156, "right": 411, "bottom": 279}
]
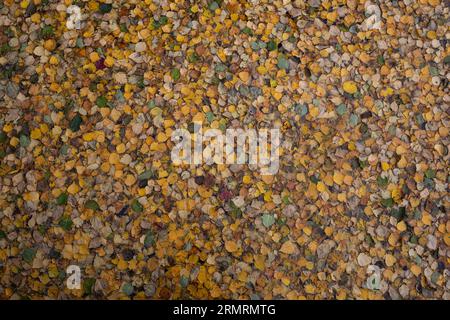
[
  {"left": 131, "top": 199, "right": 143, "bottom": 213},
  {"left": 414, "top": 210, "right": 422, "bottom": 220},
  {"left": 99, "top": 3, "right": 112, "bottom": 14},
  {"left": 83, "top": 278, "right": 95, "bottom": 296},
  {"left": 310, "top": 175, "right": 319, "bottom": 184},
  {"left": 180, "top": 276, "right": 189, "bottom": 288},
  {"left": 0, "top": 43, "right": 11, "bottom": 55},
  {"left": 171, "top": 68, "right": 180, "bottom": 81},
  {"left": 144, "top": 231, "right": 155, "bottom": 247},
  {"left": 137, "top": 169, "right": 153, "bottom": 180},
  {"left": 381, "top": 198, "right": 394, "bottom": 208},
  {"left": 122, "top": 283, "right": 134, "bottom": 296},
  {"left": 209, "top": 1, "right": 219, "bottom": 11},
  {"left": 188, "top": 52, "right": 199, "bottom": 63},
  {"left": 425, "top": 169, "right": 435, "bottom": 179},
  {"left": 22, "top": 248, "right": 36, "bottom": 263},
  {"left": 365, "top": 234, "right": 374, "bottom": 246},
  {"left": 147, "top": 100, "right": 156, "bottom": 109},
  {"left": 56, "top": 192, "right": 68, "bottom": 205},
  {"left": 242, "top": 27, "right": 253, "bottom": 36},
  {"left": 444, "top": 55, "right": 450, "bottom": 64},
  {"left": 152, "top": 16, "right": 168, "bottom": 28},
  {"left": 276, "top": 217, "right": 287, "bottom": 226},
  {"left": 76, "top": 37, "right": 84, "bottom": 48},
  {"left": 137, "top": 77, "right": 145, "bottom": 89},
  {"left": 377, "top": 176, "right": 389, "bottom": 188},
  {"left": 0, "top": 230, "right": 6, "bottom": 239},
  {"left": 158, "top": 16, "right": 168, "bottom": 26},
  {"left": 391, "top": 207, "right": 406, "bottom": 221},
  {"left": 205, "top": 112, "right": 215, "bottom": 123},
  {"left": 277, "top": 55, "right": 289, "bottom": 70},
  {"left": 38, "top": 225, "right": 47, "bottom": 236},
  {"left": 409, "top": 235, "right": 418, "bottom": 244},
  {"left": 424, "top": 177, "right": 434, "bottom": 189},
  {"left": 262, "top": 214, "right": 275, "bottom": 228},
  {"left": 267, "top": 40, "right": 277, "bottom": 51},
  {"left": 58, "top": 216, "right": 73, "bottom": 231},
  {"left": 215, "top": 63, "right": 227, "bottom": 73},
  {"left": 85, "top": 199, "right": 100, "bottom": 211},
  {"left": 358, "top": 159, "right": 368, "bottom": 169},
  {"left": 0, "top": 131, "right": 7, "bottom": 143},
  {"left": 119, "top": 23, "right": 128, "bottom": 33},
  {"left": 69, "top": 114, "right": 83, "bottom": 132},
  {"left": 429, "top": 66, "right": 439, "bottom": 76},
  {"left": 96, "top": 96, "right": 107, "bottom": 108},
  {"left": 349, "top": 113, "right": 359, "bottom": 126},
  {"left": 60, "top": 144, "right": 69, "bottom": 156},
  {"left": 89, "top": 82, "right": 97, "bottom": 92},
  {"left": 40, "top": 25, "right": 54, "bottom": 39},
  {"left": 229, "top": 201, "right": 242, "bottom": 218},
  {"left": 294, "top": 104, "right": 308, "bottom": 116},
  {"left": 282, "top": 196, "right": 291, "bottom": 205},
  {"left": 250, "top": 41, "right": 260, "bottom": 51},
  {"left": 20, "top": 134, "right": 30, "bottom": 147},
  {"left": 336, "top": 104, "right": 347, "bottom": 116},
  {"left": 415, "top": 113, "right": 425, "bottom": 126}
]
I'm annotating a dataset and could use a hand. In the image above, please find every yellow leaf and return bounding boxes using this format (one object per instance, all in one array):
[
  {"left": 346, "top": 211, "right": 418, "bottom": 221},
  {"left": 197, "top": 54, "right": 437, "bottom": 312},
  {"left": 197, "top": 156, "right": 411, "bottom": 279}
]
[
  {"left": 83, "top": 132, "right": 96, "bottom": 142},
  {"left": 225, "top": 240, "right": 238, "bottom": 253},
  {"left": 197, "top": 266, "right": 207, "bottom": 284},
  {"left": 30, "top": 128, "right": 42, "bottom": 140},
  {"left": 317, "top": 181, "right": 327, "bottom": 192},
  {"left": 116, "top": 143, "right": 126, "bottom": 154},
  {"left": 257, "top": 65, "right": 267, "bottom": 74},
  {"left": 392, "top": 187, "right": 402, "bottom": 203},
  {"left": 411, "top": 264, "right": 421, "bottom": 276},
  {"left": 254, "top": 255, "right": 265, "bottom": 271},
  {"left": 242, "top": 175, "right": 252, "bottom": 184},
  {"left": 109, "top": 153, "right": 120, "bottom": 164},
  {"left": 304, "top": 284, "right": 315, "bottom": 294},
  {"left": 23, "top": 191, "right": 39, "bottom": 202},
  {"left": 333, "top": 171, "right": 344, "bottom": 185},
  {"left": 117, "top": 259, "right": 128, "bottom": 270},
  {"left": 396, "top": 221, "right": 407, "bottom": 232},
  {"left": 176, "top": 199, "right": 195, "bottom": 211},
  {"left": 385, "top": 254, "right": 396, "bottom": 267},
  {"left": 444, "top": 233, "right": 450, "bottom": 247},
  {"left": 67, "top": 183, "right": 79, "bottom": 195},
  {"left": 238, "top": 71, "right": 250, "bottom": 82},
  {"left": 104, "top": 56, "right": 115, "bottom": 67},
  {"left": 281, "top": 277, "right": 290, "bottom": 286},
  {"left": 280, "top": 240, "right": 296, "bottom": 254},
  {"left": 342, "top": 81, "right": 357, "bottom": 94}
]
